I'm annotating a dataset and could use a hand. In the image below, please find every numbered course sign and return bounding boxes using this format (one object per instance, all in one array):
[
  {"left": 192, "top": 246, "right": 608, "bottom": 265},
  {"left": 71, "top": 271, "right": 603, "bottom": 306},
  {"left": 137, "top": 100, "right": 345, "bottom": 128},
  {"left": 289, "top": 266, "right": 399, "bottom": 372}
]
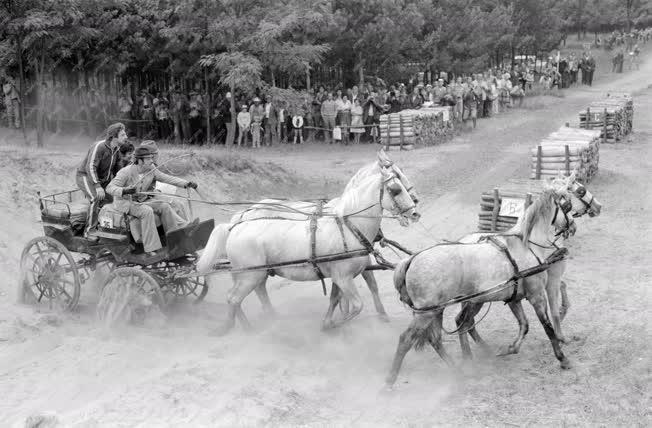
[{"left": 499, "top": 197, "right": 525, "bottom": 218}]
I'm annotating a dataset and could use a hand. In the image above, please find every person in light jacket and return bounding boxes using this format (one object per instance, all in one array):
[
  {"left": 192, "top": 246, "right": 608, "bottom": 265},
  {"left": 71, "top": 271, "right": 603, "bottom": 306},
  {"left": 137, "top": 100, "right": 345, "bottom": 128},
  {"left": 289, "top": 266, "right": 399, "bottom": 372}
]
[{"left": 106, "top": 146, "right": 197, "bottom": 256}]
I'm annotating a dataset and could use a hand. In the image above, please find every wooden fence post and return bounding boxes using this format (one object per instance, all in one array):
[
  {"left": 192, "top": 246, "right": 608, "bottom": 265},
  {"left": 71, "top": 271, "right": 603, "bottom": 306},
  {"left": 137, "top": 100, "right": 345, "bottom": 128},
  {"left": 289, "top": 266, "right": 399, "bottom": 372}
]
[
  {"left": 603, "top": 107, "right": 608, "bottom": 143},
  {"left": 491, "top": 188, "right": 500, "bottom": 232},
  {"left": 536, "top": 145, "right": 543, "bottom": 179},
  {"left": 564, "top": 144, "right": 571, "bottom": 176}
]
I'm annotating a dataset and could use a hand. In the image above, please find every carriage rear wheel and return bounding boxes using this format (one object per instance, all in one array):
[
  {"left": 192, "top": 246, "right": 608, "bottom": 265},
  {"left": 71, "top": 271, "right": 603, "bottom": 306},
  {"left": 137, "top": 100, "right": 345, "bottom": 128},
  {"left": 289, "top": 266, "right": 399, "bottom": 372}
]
[
  {"left": 20, "top": 236, "right": 81, "bottom": 311},
  {"left": 97, "top": 267, "right": 166, "bottom": 326}
]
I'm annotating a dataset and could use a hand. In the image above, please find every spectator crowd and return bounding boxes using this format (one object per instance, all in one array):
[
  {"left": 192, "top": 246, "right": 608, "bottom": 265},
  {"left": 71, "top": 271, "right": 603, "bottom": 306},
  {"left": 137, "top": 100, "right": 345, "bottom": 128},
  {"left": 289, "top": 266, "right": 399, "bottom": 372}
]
[{"left": 0, "top": 47, "right": 622, "bottom": 147}]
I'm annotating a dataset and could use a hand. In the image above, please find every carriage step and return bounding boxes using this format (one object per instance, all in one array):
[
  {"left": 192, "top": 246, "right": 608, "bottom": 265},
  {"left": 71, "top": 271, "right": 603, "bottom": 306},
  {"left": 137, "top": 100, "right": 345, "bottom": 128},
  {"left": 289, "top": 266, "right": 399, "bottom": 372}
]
[{"left": 88, "top": 231, "right": 129, "bottom": 242}]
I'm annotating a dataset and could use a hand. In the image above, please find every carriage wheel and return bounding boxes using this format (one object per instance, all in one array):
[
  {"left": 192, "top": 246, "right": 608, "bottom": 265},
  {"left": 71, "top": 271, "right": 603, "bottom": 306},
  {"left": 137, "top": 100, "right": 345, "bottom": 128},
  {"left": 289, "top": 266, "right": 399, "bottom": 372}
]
[
  {"left": 97, "top": 267, "right": 165, "bottom": 326},
  {"left": 168, "top": 275, "right": 209, "bottom": 304},
  {"left": 20, "top": 236, "right": 81, "bottom": 311}
]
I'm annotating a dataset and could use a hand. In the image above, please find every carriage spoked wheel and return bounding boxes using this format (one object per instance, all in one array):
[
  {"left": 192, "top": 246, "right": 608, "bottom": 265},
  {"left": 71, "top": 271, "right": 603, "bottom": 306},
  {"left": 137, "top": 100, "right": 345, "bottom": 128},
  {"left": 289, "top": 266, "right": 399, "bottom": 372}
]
[
  {"left": 152, "top": 259, "right": 209, "bottom": 304},
  {"left": 19, "top": 236, "right": 81, "bottom": 311},
  {"left": 97, "top": 267, "right": 166, "bottom": 326}
]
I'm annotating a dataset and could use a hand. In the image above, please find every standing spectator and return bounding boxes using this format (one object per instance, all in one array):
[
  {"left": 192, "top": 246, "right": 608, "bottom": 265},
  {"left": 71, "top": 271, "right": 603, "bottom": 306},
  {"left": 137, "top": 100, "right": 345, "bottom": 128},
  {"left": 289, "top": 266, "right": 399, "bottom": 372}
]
[
  {"left": 463, "top": 84, "right": 479, "bottom": 129},
  {"left": 188, "top": 90, "right": 204, "bottom": 144},
  {"left": 117, "top": 90, "right": 133, "bottom": 134},
  {"left": 221, "top": 92, "right": 235, "bottom": 145},
  {"left": 320, "top": 92, "right": 338, "bottom": 144},
  {"left": 2, "top": 76, "right": 20, "bottom": 129},
  {"left": 236, "top": 103, "right": 251, "bottom": 147},
  {"left": 498, "top": 74, "right": 511, "bottom": 111},
  {"left": 408, "top": 86, "right": 423, "bottom": 109},
  {"left": 264, "top": 95, "right": 279, "bottom": 146},
  {"left": 291, "top": 110, "right": 304, "bottom": 144},
  {"left": 155, "top": 96, "right": 170, "bottom": 140},
  {"left": 249, "top": 97, "right": 265, "bottom": 148},
  {"left": 339, "top": 94, "right": 352, "bottom": 145},
  {"left": 586, "top": 53, "right": 596, "bottom": 85},
  {"left": 362, "top": 91, "right": 382, "bottom": 144},
  {"left": 451, "top": 77, "right": 464, "bottom": 122},
  {"left": 433, "top": 79, "right": 446, "bottom": 104},
  {"left": 350, "top": 98, "right": 365, "bottom": 145},
  {"left": 138, "top": 89, "right": 155, "bottom": 139}
]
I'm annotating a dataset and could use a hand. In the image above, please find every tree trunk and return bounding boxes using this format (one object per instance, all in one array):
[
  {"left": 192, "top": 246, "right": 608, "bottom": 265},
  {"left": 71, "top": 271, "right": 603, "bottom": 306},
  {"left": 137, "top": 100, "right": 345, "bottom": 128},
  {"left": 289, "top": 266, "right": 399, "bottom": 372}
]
[
  {"left": 36, "top": 43, "right": 46, "bottom": 147},
  {"left": 271, "top": 68, "right": 276, "bottom": 87},
  {"left": 228, "top": 80, "right": 236, "bottom": 147},
  {"left": 305, "top": 62, "right": 311, "bottom": 92},
  {"left": 358, "top": 52, "right": 364, "bottom": 87},
  {"left": 205, "top": 67, "right": 211, "bottom": 145},
  {"left": 16, "top": 35, "right": 27, "bottom": 142}
]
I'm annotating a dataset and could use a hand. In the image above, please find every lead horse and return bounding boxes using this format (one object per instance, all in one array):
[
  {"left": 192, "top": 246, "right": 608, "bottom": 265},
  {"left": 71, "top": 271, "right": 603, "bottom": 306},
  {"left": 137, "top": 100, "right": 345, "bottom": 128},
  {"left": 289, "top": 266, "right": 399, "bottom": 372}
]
[
  {"left": 455, "top": 174, "right": 602, "bottom": 358},
  {"left": 197, "top": 151, "right": 420, "bottom": 335},
  {"left": 386, "top": 185, "right": 577, "bottom": 387}
]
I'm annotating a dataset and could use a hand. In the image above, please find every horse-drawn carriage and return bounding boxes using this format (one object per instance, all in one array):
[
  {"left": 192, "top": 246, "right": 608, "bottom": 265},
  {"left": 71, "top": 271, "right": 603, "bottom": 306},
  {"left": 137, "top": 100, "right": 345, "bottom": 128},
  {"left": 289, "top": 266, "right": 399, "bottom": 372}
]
[{"left": 19, "top": 187, "right": 215, "bottom": 313}]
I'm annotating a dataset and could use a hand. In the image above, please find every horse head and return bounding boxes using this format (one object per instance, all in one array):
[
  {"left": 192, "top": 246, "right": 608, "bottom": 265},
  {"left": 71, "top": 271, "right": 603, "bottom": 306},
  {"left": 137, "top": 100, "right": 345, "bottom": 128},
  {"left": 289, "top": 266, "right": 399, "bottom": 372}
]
[
  {"left": 550, "top": 172, "right": 602, "bottom": 218},
  {"left": 379, "top": 160, "right": 421, "bottom": 227},
  {"left": 522, "top": 186, "right": 576, "bottom": 243}
]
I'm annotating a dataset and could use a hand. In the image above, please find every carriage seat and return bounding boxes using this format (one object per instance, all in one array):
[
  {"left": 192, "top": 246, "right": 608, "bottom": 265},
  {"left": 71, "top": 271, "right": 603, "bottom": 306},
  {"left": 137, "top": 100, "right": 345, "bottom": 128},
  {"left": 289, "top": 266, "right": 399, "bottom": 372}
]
[
  {"left": 98, "top": 204, "right": 161, "bottom": 243},
  {"left": 41, "top": 200, "right": 89, "bottom": 219}
]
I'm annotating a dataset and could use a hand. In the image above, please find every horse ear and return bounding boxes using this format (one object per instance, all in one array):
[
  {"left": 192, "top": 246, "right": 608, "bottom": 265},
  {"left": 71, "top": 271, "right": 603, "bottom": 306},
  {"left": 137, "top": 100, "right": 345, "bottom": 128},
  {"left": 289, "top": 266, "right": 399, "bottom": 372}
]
[
  {"left": 377, "top": 148, "right": 392, "bottom": 166},
  {"left": 568, "top": 171, "right": 576, "bottom": 183}
]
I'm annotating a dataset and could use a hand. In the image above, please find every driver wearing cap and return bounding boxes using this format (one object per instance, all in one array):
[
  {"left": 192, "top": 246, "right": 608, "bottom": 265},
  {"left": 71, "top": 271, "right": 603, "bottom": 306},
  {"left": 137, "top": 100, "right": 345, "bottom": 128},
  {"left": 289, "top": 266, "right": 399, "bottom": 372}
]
[{"left": 107, "top": 145, "right": 198, "bottom": 256}]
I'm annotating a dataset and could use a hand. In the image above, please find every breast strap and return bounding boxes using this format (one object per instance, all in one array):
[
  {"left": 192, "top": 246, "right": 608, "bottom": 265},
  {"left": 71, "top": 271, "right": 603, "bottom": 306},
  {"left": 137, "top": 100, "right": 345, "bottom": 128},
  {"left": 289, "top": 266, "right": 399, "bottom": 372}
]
[
  {"left": 483, "top": 235, "right": 520, "bottom": 303},
  {"left": 309, "top": 200, "right": 327, "bottom": 295}
]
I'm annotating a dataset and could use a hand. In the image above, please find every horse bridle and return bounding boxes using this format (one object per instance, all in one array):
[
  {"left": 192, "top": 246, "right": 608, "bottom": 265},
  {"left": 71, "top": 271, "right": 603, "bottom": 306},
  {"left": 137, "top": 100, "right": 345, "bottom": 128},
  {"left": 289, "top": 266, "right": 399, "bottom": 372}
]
[
  {"left": 570, "top": 184, "right": 596, "bottom": 217},
  {"left": 380, "top": 169, "right": 415, "bottom": 216},
  {"left": 552, "top": 195, "right": 574, "bottom": 237}
]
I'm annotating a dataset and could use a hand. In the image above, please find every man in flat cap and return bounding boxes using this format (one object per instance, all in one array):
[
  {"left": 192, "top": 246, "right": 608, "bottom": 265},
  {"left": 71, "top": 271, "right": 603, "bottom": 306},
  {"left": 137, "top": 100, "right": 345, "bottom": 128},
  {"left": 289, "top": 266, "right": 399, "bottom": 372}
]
[{"left": 107, "top": 145, "right": 197, "bottom": 256}]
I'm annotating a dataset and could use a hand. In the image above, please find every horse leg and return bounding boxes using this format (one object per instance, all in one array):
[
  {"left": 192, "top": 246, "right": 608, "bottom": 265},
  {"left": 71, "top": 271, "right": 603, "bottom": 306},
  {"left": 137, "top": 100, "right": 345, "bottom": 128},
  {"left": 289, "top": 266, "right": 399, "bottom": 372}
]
[
  {"left": 497, "top": 300, "right": 529, "bottom": 356},
  {"left": 361, "top": 270, "right": 389, "bottom": 322},
  {"left": 322, "top": 276, "right": 363, "bottom": 329},
  {"left": 529, "top": 291, "right": 572, "bottom": 369},
  {"left": 456, "top": 302, "right": 485, "bottom": 359},
  {"left": 254, "top": 283, "right": 277, "bottom": 318},
  {"left": 385, "top": 313, "right": 434, "bottom": 387},
  {"left": 321, "top": 283, "right": 342, "bottom": 331},
  {"left": 213, "top": 272, "right": 267, "bottom": 336},
  {"left": 560, "top": 280, "right": 570, "bottom": 321},
  {"left": 332, "top": 282, "right": 351, "bottom": 317},
  {"left": 428, "top": 310, "right": 454, "bottom": 365},
  {"left": 546, "top": 274, "right": 567, "bottom": 343}
]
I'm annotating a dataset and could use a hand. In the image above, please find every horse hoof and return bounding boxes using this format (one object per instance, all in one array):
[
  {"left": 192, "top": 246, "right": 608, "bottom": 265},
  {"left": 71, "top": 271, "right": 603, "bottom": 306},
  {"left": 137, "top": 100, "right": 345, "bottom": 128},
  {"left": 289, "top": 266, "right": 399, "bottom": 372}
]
[
  {"left": 496, "top": 345, "right": 517, "bottom": 357},
  {"left": 211, "top": 323, "right": 234, "bottom": 337},
  {"left": 560, "top": 358, "right": 573, "bottom": 370},
  {"left": 378, "top": 313, "right": 390, "bottom": 323},
  {"left": 558, "top": 335, "right": 569, "bottom": 344},
  {"left": 380, "top": 383, "right": 395, "bottom": 394}
]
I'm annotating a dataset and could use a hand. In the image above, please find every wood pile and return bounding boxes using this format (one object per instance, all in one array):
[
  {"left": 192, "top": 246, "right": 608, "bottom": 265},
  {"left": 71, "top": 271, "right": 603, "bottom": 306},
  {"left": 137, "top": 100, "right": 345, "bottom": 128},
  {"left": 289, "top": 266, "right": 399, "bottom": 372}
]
[
  {"left": 477, "top": 179, "right": 545, "bottom": 232},
  {"left": 379, "top": 107, "right": 453, "bottom": 150},
  {"left": 530, "top": 127, "right": 601, "bottom": 183},
  {"left": 578, "top": 94, "right": 633, "bottom": 142}
]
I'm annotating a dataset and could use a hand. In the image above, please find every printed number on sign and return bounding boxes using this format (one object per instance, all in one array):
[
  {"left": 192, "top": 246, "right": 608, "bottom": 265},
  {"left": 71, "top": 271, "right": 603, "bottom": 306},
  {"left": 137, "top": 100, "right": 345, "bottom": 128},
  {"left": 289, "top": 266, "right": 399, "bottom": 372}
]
[
  {"left": 499, "top": 197, "right": 525, "bottom": 218},
  {"left": 99, "top": 216, "right": 113, "bottom": 229},
  {"left": 593, "top": 113, "right": 602, "bottom": 122}
]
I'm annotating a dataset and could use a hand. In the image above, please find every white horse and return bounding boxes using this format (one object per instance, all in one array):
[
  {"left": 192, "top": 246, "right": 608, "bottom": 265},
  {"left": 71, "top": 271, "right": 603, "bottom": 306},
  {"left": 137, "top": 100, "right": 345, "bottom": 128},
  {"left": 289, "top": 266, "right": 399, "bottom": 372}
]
[
  {"left": 454, "top": 174, "right": 602, "bottom": 358},
  {"left": 207, "top": 151, "right": 419, "bottom": 322},
  {"left": 386, "top": 186, "right": 576, "bottom": 387},
  {"left": 197, "top": 151, "right": 420, "bottom": 335}
]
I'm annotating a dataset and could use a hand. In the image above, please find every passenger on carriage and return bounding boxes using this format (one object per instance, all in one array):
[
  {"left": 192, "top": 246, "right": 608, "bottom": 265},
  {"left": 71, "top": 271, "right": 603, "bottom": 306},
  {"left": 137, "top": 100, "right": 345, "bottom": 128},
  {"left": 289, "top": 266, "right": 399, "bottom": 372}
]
[
  {"left": 137, "top": 140, "right": 189, "bottom": 221},
  {"left": 75, "top": 122, "right": 128, "bottom": 241},
  {"left": 106, "top": 145, "right": 198, "bottom": 257}
]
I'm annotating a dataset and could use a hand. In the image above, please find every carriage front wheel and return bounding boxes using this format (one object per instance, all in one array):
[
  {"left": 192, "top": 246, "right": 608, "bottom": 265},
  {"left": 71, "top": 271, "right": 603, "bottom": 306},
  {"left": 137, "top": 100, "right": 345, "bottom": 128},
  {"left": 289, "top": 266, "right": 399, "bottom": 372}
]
[
  {"left": 19, "top": 236, "right": 81, "bottom": 311},
  {"left": 97, "top": 267, "right": 166, "bottom": 326}
]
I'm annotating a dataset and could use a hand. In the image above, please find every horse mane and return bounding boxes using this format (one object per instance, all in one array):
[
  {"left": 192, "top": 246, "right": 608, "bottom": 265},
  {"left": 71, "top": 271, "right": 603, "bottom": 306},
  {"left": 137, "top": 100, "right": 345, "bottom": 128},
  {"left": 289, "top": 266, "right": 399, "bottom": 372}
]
[
  {"left": 332, "top": 166, "right": 382, "bottom": 217},
  {"left": 517, "top": 188, "right": 557, "bottom": 244},
  {"left": 342, "top": 162, "right": 380, "bottom": 193}
]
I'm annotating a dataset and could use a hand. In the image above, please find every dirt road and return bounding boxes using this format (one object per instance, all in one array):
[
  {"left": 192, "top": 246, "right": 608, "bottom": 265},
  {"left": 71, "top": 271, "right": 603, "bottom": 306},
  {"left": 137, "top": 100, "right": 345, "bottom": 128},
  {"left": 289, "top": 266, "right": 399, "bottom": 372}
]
[{"left": 1, "top": 56, "right": 651, "bottom": 426}]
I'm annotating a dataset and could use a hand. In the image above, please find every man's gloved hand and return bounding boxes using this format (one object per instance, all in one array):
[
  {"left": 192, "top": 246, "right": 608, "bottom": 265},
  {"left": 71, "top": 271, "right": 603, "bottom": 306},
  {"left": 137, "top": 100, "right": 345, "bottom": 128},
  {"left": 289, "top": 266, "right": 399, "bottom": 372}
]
[
  {"left": 186, "top": 181, "right": 198, "bottom": 190},
  {"left": 96, "top": 187, "right": 106, "bottom": 201},
  {"left": 122, "top": 186, "right": 137, "bottom": 195}
]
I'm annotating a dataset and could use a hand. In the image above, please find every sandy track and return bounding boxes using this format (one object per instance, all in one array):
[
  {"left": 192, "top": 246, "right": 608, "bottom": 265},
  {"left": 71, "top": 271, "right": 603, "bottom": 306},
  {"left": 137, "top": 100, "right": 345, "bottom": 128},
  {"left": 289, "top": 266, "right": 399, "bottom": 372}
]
[{"left": 1, "top": 59, "right": 651, "bottom": 427}]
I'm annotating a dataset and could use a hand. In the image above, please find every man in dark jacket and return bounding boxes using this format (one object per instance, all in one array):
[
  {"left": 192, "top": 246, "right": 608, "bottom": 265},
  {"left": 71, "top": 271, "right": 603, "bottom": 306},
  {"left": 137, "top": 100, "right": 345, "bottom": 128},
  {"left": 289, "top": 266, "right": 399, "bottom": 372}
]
[{"left": 76, "top": 122, "right": 127, "bottom": 240}]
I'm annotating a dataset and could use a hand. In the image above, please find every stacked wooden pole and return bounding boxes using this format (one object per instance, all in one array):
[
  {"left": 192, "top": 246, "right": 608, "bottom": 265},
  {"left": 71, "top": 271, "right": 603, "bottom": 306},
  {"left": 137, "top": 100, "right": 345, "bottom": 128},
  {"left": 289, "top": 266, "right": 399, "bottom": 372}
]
[
  {"left": 530, "top": 127, "right": 601, "bottom": 183},
  {"left": 578, "top": 95, "right": 633, "bottom": 142},
  {"left": 477, "top": 179, "right": 544, "bottom": 232},
  {"left": 379, "top": 107, "right": 452, "bottom": 150}
]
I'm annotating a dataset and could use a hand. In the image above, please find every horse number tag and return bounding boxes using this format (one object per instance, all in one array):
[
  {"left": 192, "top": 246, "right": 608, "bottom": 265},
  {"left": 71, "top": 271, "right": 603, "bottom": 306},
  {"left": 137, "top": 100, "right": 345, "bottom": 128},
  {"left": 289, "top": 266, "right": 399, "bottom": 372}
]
[{"left": 499, "top": 197, "right": 525, "bottom": 218}]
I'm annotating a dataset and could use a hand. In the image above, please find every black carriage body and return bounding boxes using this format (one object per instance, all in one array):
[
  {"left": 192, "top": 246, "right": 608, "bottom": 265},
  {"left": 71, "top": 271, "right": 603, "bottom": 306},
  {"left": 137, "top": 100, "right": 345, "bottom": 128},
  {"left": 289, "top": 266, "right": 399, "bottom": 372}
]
[{"left": 38, "top": 189, "right": 214, "bottom": 265}]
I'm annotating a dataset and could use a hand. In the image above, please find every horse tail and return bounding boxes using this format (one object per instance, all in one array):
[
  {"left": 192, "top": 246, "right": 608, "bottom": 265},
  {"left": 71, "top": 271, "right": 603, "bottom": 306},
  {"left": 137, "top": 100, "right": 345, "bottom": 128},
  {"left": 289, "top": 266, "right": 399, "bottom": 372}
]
[
  {"left": 393, "top": 255, "right": 416, "bottom": 308},
  {"left": 196, "top": 223, "right": 230, "bottom": 273}
]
